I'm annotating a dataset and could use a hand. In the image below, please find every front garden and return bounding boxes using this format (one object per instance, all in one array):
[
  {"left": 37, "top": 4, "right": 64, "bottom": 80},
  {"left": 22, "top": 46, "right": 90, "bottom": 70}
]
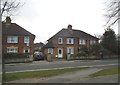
[{"left": 66, "top": 43, "right": 118, "bottom": 60}]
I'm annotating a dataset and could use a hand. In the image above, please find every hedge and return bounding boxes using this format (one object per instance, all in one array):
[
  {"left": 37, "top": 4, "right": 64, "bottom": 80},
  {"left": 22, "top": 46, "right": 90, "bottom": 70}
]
[{"left": 3, "top": 53, "right": 31, "bottom": 59}]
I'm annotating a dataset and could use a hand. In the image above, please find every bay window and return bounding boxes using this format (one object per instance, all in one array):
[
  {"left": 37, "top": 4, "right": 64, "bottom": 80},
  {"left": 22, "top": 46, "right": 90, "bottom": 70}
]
[{"left": 7, "top": 47, "right": 18, "bottom": 53}]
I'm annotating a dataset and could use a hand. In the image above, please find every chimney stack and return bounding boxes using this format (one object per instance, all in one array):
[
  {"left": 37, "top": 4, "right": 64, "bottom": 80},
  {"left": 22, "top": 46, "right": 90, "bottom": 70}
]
[
  {"left": 6, "top": 16, "right": 11, "bottom": 24},
  {"left": 67, "top": 24, "right": 72, "bottom": 30}
]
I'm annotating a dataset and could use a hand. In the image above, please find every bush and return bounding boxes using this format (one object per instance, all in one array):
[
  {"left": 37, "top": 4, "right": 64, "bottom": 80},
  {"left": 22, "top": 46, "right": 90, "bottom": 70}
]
[{"left": 76, "top": 51, "right": 86, "bottom": 57}]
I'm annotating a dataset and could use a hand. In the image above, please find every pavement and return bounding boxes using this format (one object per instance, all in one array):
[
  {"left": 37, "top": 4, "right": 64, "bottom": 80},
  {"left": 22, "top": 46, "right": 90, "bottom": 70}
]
[
  {"left": 5, "top": 59, "right": 74, "bottom": 66},
  {"left": 5, "top": 67, "right": 118, "bottom": 83}
]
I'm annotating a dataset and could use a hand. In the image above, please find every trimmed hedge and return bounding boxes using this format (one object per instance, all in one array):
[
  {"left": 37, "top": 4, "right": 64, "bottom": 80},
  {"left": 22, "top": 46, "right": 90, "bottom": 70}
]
[
  {"left": 3, "top": 53, "right": 34, "bottom": 63},
  {"left": 3, "top": 53, "right": 31, "bottom": 59}
]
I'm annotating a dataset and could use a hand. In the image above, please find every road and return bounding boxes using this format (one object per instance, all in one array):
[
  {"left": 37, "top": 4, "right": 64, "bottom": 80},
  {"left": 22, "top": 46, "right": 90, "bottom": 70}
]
[{"left": 5, "top": 59, "right": 118, "bottom": 73}]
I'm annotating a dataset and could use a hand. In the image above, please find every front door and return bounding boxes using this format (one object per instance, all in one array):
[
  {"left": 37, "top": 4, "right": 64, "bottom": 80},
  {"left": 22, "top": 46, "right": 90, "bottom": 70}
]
[{"left": 58, "top": 48, "right": 63, "bottom": 58}]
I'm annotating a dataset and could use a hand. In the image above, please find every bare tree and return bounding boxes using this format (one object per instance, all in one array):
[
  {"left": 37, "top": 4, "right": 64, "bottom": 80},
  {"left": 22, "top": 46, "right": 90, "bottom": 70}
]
[
  {"left": 105, "top": 0, "right": 120, "bottom": 27},
  {"left": 1, "top": 0, "right": 24, "bottom": 18}
]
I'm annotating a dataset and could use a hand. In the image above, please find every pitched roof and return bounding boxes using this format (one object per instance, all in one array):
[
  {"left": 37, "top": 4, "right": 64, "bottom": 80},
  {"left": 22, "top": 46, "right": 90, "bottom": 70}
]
[
  {"left": 48, "top": 28, "right": 99, "bottom": 41},
  {"left": 73, "top": 29, "right": 99, "bottom": 39},
  {"left": 44, "top": 27, "right": 99, "bottom": 48},
  {"left": 2, "top": 22, "right": 35, "bottom": 36},
  {"left": 34, "top": 42, "right": 45, "bottom": 47},
  {"left": 43, "top": 42, "right": 54, "bottom": 48}
]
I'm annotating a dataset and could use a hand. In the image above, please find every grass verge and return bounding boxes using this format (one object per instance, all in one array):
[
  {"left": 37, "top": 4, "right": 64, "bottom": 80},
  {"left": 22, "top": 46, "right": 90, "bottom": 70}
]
[
  {"left": 89, "top": 67, "right": 119, "bottom": 78},
  {"left": 4, "top": 67, "right": 89, "bottom": 82}
]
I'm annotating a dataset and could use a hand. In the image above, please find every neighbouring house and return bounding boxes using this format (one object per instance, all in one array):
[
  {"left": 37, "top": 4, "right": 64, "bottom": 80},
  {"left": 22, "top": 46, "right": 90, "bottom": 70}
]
[
  {"left": 43, "top": 25, "right": 99, "bottom": 59},
  {"left": 34, "top": 42, "right": 45, "bottom": 52},
  {"left": 2, "top": 17, "right": 35, "bottom": 56}
]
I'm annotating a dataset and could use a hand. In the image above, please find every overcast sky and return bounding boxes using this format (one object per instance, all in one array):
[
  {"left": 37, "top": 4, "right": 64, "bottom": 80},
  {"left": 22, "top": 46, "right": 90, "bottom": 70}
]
[{"left": 11, "top": 0, "right": 118, "bottom": 43}]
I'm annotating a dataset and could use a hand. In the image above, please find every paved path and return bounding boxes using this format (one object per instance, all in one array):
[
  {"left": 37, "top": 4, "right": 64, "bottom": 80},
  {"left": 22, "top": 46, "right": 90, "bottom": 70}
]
[{"left": 6, "top": 67, "right": 118, "bottom": 83}]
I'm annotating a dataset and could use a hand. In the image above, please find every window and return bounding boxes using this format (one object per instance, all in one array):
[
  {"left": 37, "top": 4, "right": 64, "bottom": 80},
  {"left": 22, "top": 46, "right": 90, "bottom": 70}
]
[
  {"left": 79, "top": 39, "right": 85, "bottom": 45},
  {"left": 23, "top": 48, "right": 30, "bottom": 53},
  {"left": 7, "top": 47, "right": 18, "bottom": 53},
  {"left": 67, "top": 38, "right": 74, "bottom": 44},
  {"left": 93, "top": 40, "right": 96, "bottom": 44},
  {"left": 48, "top": 48, "right": 53, "bottom": 54},
  {"left": 78, "top": 47, "right": 81, "bottom": 52},
  {"left": 67, "top": 47, "right": 74, "bottom": 54},
  {"left": 7, "top": 36, "right": 18, "bottom": 43},
  {"left": 58, "top": 38, "right": 63, "bottom": 44},
  {"left": 90, "top": 40, "right": 96, "bottom": 45},
  {"left": 24, "top": 36, "right": 30, "bottom": 43}
]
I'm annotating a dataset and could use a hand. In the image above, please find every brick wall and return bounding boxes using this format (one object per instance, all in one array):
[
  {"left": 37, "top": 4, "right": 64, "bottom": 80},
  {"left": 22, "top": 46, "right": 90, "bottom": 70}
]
[
  {"left": 44, "top": 37, "right": 98, "bottom": 59},
  {"left": 2, "top": 35, "right": 34, "bottom": 54}
]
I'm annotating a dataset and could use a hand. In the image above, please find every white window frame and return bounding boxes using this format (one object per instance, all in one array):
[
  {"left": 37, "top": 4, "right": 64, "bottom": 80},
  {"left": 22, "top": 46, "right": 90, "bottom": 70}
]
[
  {"left": 67, "top": 38, "right": 74, "bottom": 44},
  {"left": 7, "top": 36, "right": 18, "bottom": 43},
  {"left": 23, "top": 48, "right": 30, "bottom": 53},
  {"left": 93, "top": 40, "right": 96, "bottom": 44},
  {"left": 90, "top": 40, "right": 96, "bottom": 45},
  {"left": 67, "top": 47, "right": 74, "bottom": 54},
  {"left": 24, "top": 36, "right": 30, "bottom": 43},
  {"left": 48, "top": 48, "right": 53, "bottom": 54},
  {"left": 79, "top": 39, "right": 85, "bottom": 45},
  {"left": 7, "top": 47, "right": 18, "bottom": 53},
  {"left": 58, "top": 38, "right": 63, "bottom": 44}
]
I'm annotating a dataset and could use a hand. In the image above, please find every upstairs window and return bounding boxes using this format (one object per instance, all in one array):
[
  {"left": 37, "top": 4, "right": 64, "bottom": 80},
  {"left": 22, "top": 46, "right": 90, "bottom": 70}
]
[
  {"left": 24, "top": 36, "right": 30, "bottom": 43},
  {"left": 67, "top": 38, "right": 74, "bottom": 44},
  {"left": 79, "top": 39, "right": 85, "bottom": 45},
  {"left": 7, "top": 36, "right": 18, "bottom": 43},
  {"left": 93, "top": 40, "right": 96, "bottom": 44},
  {"left": 58, "top": 38, "right": 63, "bottom": 44},
  {"left": 90, "top": 40, "right": 96, "bottom": 45}
]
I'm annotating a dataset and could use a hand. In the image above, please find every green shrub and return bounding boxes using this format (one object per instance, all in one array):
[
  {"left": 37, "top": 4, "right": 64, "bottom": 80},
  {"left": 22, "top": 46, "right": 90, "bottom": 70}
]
[{"left": 77, "top": 51, "right": 86, "bottom": 57}]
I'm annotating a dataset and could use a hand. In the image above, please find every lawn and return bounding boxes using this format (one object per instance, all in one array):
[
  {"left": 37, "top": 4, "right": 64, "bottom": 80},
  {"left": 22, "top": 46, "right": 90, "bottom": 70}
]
[
  {"left": 4, "top": 67, "right": 89, "bottom": 82},
  {"left": 89, "top": 67, "right": 119, "bottom": 78}
]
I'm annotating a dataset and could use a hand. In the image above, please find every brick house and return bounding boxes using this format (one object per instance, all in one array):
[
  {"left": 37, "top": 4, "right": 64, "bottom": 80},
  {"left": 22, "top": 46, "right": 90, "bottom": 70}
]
[
  {"left": 44, "top": 25, "right": 99, "bottom": 59},
  {"left": 2, "top": 17, "right": 35, "bottom": 55},
  {"left": 34, "top": 42, "right": 45, "bottom": 52}
]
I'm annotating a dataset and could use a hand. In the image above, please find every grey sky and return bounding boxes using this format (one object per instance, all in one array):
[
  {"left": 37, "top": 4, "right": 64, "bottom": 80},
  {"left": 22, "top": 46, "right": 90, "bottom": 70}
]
[{"left": 11, "top": 0, "right": 118, "bottom": 43}]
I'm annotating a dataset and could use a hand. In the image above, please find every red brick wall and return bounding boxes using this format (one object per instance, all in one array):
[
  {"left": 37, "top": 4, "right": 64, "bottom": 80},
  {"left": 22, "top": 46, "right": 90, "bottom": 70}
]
[
  {"left": 44, "top": 37, "right": 79, "bottom": 59},
  {"left": 2, "top": 35, "right": 35, "bottom": 54},
  {"left": 44, "top": 37, "right": 98, "bottom": 59}
]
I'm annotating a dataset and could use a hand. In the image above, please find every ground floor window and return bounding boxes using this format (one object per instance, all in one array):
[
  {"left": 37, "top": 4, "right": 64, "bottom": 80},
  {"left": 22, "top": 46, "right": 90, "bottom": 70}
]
[
  {"left": 7, "top": 47, "right": 18, "bottom": 53},
  {"left": 48, "top": 48, "right": 53, "bottom": 54},
  {"left": 23, "top": 48, "right": 30, "bottom": 53},
  {"left": 67, "top": 47, "right": 74, "bottom": 54}
]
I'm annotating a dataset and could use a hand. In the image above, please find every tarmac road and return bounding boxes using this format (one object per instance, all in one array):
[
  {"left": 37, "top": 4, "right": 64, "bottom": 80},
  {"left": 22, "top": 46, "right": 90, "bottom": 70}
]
[{"left": 5, "top": 59, "right": 118, "bottom": 73}]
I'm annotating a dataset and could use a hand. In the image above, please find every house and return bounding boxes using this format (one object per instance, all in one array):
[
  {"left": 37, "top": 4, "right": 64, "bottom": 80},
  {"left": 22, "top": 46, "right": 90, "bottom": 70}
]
[
  {"left": 2, "top": 17, "right": 35, "bottom": 55},
  {"left": 43, "top": 25, "right": 99, "bottom": 59},
  {"left": 34, "top": 42, "right": 45, "bottom": 52}
]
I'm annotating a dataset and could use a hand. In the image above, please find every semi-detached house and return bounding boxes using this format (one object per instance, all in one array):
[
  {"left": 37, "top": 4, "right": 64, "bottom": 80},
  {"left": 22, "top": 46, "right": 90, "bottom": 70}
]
[
  {"left": 44, "top": 25, "right": 99, "bottom": 59},
  {"left": 2, "top": 17, "right": 35, "bottom": 55}
]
